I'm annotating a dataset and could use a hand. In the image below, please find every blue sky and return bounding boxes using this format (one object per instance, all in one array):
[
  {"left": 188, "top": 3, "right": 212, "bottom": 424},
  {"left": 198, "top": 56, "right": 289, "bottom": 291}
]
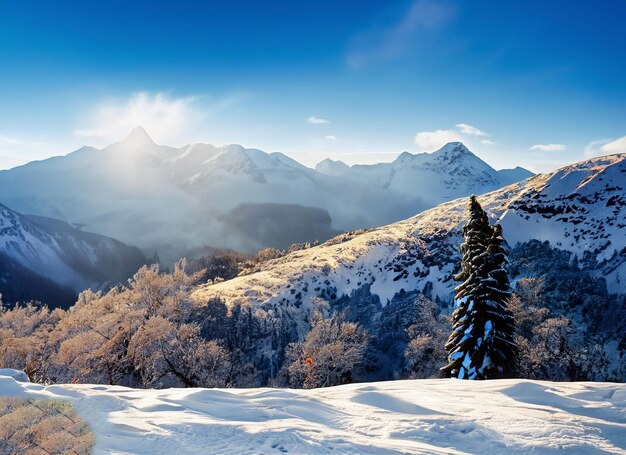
[{"left": 0, "top": 0, "right": 625, "bottom": 172}]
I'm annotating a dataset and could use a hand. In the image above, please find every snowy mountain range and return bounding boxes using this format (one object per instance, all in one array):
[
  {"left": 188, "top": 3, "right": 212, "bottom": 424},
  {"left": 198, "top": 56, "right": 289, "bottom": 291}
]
[
  {"left": 0, "top": 203, "right": 146, "bottom": 307},
  {"left": 315, "top": 142, "right": 533, "bottom": 206},
  {"left": 0, "top": 128, "right": 531, "bottom": 263}
]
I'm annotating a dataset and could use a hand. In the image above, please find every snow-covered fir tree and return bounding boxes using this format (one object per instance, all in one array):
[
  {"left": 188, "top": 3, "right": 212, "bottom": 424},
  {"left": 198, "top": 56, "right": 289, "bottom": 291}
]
[{"left": 442, "top": 196, "right": 516, "bottom": 379}]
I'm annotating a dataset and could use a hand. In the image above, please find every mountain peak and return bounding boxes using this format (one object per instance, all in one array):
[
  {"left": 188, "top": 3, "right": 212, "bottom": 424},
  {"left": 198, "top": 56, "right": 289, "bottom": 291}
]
[
  {"left": 432, "top": 142, "right": 471, "bottom": 156},
  {"left": 394, "top": 151, "right": 415, "bottom": 164},
  {"left": 425, "top": 142, "right": 488, "bottom": 169},
  {"left": 315, "top": 158, "right": 350, "bottom": 176},
  {"left": 122, "top": 126, "right": 155, "bottom": 146}
]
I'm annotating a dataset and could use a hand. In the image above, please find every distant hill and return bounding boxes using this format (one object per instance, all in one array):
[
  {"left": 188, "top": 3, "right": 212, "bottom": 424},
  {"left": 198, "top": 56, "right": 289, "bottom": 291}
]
[{"left": 0, "top": 203, "right": 146, "bottom": 308}]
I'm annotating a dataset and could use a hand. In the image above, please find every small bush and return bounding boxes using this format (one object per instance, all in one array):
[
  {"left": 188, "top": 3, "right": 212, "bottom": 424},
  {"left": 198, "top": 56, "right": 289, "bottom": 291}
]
[{"left": 0, "top": 397, "right": 94, "bottom": 455}]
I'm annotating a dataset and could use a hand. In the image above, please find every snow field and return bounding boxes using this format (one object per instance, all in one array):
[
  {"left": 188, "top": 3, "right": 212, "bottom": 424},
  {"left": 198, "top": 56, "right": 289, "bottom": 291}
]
[{"left": 0, "top": 370, "right": 624, "bottom": 454}]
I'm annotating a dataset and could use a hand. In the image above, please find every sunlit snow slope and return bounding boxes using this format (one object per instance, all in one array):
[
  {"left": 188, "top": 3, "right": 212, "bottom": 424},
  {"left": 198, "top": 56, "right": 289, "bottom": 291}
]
[
  {"left": 0, "top": 369, "right": 623, "bottom": 454},
  {"left": 194, "top": 153, "right": 626, "bottom": 309}
]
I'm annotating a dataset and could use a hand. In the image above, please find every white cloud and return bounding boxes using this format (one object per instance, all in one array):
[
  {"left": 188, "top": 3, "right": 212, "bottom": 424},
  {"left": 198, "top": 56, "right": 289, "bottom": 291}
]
[
  {"left": 308, "top": 116, "right": 330, "bottom": 125},
  {"left": 75, "top": 92, "right": 201, "bottom": 143},
  {"left": 530, "top": 144, "right": 566, "bottom": 152},
  {"left": 601, "top": 135, "right": 626, "bottom": 154},
  {"left": 414, "top": 129, "right": 463, "bottom": 151},
  {"left": 347, "top": 0, "right": 455, "bottom": 68},
  {"left": 456, "top": 123, "right": 489, "bottom": 137},
  {"left": 584, "top": 136, "right": 626, "bottom": 158},
  {"left": 414, "top": 123, "right": 493, "bottom": 151},
  {"left": 584, "top": 139, "right": 609, "bottom": 157},
  {"left": 0, "top": 134, "right": 24, "bottom": 145},
  {"left": 325, "top": 135, "right": 337, "bottom": 140}
]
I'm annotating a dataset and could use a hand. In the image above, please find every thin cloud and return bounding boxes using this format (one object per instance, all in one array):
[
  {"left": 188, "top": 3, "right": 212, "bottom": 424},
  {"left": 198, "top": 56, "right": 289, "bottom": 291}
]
[
  {"left": 584, "top": 139, "right": 610, "bottom": 157},
  {"left": 456, "top": 123, "right": 489, "bottom": 137},
  {"left": 415, "top": 129, "right": 463, "bottom": 151},
  {"left": 75, "top": 92, "right": 203, "bottom": 144},
  {"left": 0, "top": 134, "right": 24, "bottom": 145},
  {"left": 325, "top": 135, "right": 337, "bottom": 140},
  {"left": 347, "top": 0, "right": 455, "bottom": 68},
  {"left": 414, "top": 123, "right": 493, "bottom": 151},
  {"left": 308, "top": 116, "right": 330, "bottom": 125},
  {"left": 584, "top": 136, "right": 626, "bottom": 157},
  {"left": 530, "top": 144, "right": 566, "bottom": 152},
  {"left": 601, "top": 135, "right": 626, "bottom": 154}
]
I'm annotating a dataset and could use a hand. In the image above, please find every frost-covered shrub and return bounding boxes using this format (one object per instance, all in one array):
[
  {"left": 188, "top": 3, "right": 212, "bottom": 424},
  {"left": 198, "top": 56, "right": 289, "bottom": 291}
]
[
  {"left": 0, "top": 261, "right": 235, "bottom": 388},
  {"left": 282, "top": 310, "right": 368, "bottom": 388},
  {"left": 0, "top": 397, "right": 94, "bottom": 455},
  {"left": 403, "top": 295, "right": 449, "bottom": 378},
  {"left": 128, "top": 317, "right": 230, "bottom": 388},
  {"left": 187, "top": 249, "right": 250, "bottom": 283},
  {"left": 509, "top": 276, "right": 624, "bottom": 381}
]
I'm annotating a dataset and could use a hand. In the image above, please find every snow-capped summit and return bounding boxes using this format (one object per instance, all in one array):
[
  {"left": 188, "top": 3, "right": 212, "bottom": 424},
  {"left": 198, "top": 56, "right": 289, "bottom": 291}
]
[
  {"left": 315, "top": 158, "right": 351, "bottom": 176},
  {"left": 427, "top": 140, "right": 469, "bottom": 157},
  {"left": 419, "top": 142, "right": 489, "bottom": 172},
  {"left": 338, "top": 142, "right": 531, "bottom": 204},
  {"left": 121, "top": 125, "right": 155, "bottom": 147}
]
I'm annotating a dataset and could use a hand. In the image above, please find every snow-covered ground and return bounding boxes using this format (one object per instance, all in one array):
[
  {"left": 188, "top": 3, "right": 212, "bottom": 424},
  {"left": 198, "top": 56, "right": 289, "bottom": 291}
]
[{"left": 1, "top": 370, "right": 624, "bottom": 454}]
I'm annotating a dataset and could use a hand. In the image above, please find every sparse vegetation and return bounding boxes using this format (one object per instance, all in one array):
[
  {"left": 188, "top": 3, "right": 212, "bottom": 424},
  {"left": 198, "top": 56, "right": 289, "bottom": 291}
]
[
  {"left": 0, "top": 397, "right": 94, "bottom": 455},
  {"left": 281, "top": 305, "right": 369, "bottom": 388}
]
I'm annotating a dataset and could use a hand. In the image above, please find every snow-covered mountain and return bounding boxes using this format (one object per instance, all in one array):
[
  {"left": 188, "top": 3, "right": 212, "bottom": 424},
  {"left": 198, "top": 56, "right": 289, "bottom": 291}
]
[
  {"left": 1, "top": 369, "right": 624, "bottom": 454},
  {"left": 185, "top": 154, "right": 626, "bottom": 380},
  {"left": 314, "top": 157, "right": 352, "bottom": 176},
  {"left": 0, "top": 129, "right": 531, "bottom": 262},
  {"left": 315, "top": 142, "right": 534, "bottom": 206},
  {"left": 0, "top": 203, "right": 146, "bottom": 307},
  {"left": 191, "top": 153, "right": 626, "bottom": 380},
  {"left": 195, "top": 152, "right": 625, "bottom": 307}
]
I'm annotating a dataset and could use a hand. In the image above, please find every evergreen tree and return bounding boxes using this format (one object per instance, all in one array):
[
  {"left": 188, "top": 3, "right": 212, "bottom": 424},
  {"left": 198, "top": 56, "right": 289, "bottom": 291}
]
[{"left": 442, "top": 196, "right": 516, "bottom": 379}]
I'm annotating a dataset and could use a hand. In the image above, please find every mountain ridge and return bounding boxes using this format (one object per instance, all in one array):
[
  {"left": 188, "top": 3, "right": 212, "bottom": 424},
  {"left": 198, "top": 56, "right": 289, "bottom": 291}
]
[
  {"left": 0, "top": 203, "right": 147, "bottom": 307},
  {"left": 0, "top": 128, "right": 534, "bottom": 262}
]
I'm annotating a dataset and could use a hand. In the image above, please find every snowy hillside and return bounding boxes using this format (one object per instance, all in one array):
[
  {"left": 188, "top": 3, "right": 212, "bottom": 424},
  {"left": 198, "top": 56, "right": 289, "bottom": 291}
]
[
  {"left": 188, "top": 153, "right": 626, "bottom": 381},
  {"left": 0, "top": 369, "right": 623, "bottom": 454},
  {"left": 0, "top": 203, "right": 145, "bottom": 306},
  {"left": 194, "top": 152, "right": 626, "bottom": 309},
  {"left": 0, "top": 128, "right": 531, "bottom": 262}
]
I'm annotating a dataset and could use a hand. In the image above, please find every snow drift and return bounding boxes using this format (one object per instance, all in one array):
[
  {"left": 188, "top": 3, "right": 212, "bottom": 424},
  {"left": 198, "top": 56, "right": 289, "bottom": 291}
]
[{"left": 0, "top": 369, "right": 623, "bottom": 454}]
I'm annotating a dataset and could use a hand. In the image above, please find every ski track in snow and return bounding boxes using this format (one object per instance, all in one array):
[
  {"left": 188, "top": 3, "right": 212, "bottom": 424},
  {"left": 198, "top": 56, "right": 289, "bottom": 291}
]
[{"left": 1, "top": 370, "right": 624, "bottom": 454}]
